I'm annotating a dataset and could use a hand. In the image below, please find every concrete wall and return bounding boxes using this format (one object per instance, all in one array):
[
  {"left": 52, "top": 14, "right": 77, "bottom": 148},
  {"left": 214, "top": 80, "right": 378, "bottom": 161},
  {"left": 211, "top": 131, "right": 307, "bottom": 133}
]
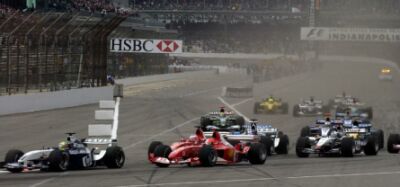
[
  {"left": 115, "top": 71, "right": 214, "bottom": 86},
  {"left": 0, "top": 86, "right": 113, "bottom": 116}
]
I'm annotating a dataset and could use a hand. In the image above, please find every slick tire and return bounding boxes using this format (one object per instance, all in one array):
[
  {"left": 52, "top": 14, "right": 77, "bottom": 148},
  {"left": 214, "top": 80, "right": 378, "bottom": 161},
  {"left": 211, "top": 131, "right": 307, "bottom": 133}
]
[
  {"left": 104, "top": 146, "right": 125, "bottom": 169},
  {"left": 364, "top": 136, "right": 379, "bottom": 156},
  {"left": 199, "top": 145, "right": 217, "bottom": 167},
  {"left": 236, "top": 116, "right": 245, "bottom": 127},
  {"left": 154, "top": 145, "right": 172, "bottom": 168},
  {"left": 387, "top": 134, "right": 400, "bottom": 153},
  {"left": 296, "top": 137, "right": 310, "bottom": 158},
  {"left": 48, "top": 149, "right": 69, "bottom": 171},
  {"left": 341, "top": 137, "right": 355, "bottom": 157},
  {"left": 300, "top": 126, "right": 311, "bottom": 137},
  {"left": 148, "top": 141, "right": 162, "bottom": 160},
  {"left": 200, "top": 117, "right": 211, "bottom": 131},
  {"left": 275, "top": 134, "right": 289, "bottom": 155},
  {"left": 365, "top": 107, "right": 373, "bottom": 120},
  {"left": 259, "top": 135, "right": 274, "bottom": 156},
  {"left": 293, "top": 105, "right": 300, "bottom": 117},
  {"left": 248, "top": 143, "right": 267, "bottom": 165},
  {"left": 4, "top": 149, "right": 24, "bottom": 173}
]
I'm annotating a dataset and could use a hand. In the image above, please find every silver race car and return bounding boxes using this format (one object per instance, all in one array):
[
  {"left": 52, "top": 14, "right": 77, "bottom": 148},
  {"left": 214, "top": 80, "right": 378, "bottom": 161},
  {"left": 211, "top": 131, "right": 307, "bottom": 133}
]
[
  {"left": 293, "top": 97, "right": 328, "bottom": 117},
  {"left": 296, "top": 118, "right": 382, "bottom": 157}
]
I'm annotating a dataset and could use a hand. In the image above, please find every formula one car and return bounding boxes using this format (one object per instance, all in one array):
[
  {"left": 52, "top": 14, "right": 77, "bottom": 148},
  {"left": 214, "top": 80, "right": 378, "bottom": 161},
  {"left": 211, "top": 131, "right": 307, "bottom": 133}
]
[
  {"left": 200, "top": 107, "right": 245, "bottom": 132},
  {"left": 148, "top": 129, "right": 267, "bottom": 167},
  {"left": 202, "top": 119, "right": 289, "bottom": 156},
  {"left": 222, "top": 86, "right": 253, "bottom": 98},
  {"left": 296, "top": 118, "right": 383, "bottom": 157},
  {"left": 327, "top": 92, "right": 357, "bottom": 109},
  {"left": 2, "top": 98, "right": 125, "bottom": 173},
  {"left": 254, "top": 96, "right": 289, "bottom": 114},
  {"left": 293, "top": 97, "right": 328, "bottom": 117},
  {"left": 3, "top": 133, "right": 124, "bottom": 173},
  {"left": 379, "top": 67, "right": 393, "bottom": 81},
  {"left": 299, "top": 118, "right": 343, "bottom": 137},
  {"left": 336, "top": 105, "right": 373, "bottom": 120},
  {"left": 245, "top": 120, "right": 289, "bottom": 155},
  {"left": 328, "top": 93, "right": 373, "bottom": 119},
  {"left": 387, "top": 134, "right": 400, "bottom": 153}
]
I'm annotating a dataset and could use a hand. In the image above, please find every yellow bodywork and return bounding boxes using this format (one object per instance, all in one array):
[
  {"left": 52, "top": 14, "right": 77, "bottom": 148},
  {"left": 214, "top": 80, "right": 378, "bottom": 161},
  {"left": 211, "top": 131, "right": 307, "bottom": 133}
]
[
  {"left": 347, "top": 133, "right": 359, "bottom": 140},
  {"left": 381, "top": 67, "right": 391, "bottom": 74},
  {"left": 260, "top": 98, "right": 282, "bottom": 110}
]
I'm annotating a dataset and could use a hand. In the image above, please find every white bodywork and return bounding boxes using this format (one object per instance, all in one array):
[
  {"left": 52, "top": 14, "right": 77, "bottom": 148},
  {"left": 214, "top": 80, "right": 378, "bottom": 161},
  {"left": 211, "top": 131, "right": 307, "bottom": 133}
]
[
  {"left": 379, "top": 74, "right": 393, "bottom": 81},
  {"left": 7, "top": 149, "right": 54, "bottom": 170}
]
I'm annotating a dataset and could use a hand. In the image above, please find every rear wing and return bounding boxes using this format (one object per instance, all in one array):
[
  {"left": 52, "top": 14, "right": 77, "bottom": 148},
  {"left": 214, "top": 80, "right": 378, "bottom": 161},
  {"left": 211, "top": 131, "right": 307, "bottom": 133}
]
[{"left": 85, "top": 97, "right": 121, "bottom": 146}]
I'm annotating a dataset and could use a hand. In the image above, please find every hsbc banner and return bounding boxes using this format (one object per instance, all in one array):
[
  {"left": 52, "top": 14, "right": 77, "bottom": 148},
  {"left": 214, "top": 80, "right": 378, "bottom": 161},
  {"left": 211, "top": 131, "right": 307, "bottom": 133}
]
[
  {"left": 301, "top": 27, "right": 400, "bottom": 42},
  {"left": 110, "top": 38, "right": 183, "bottom": 53}
]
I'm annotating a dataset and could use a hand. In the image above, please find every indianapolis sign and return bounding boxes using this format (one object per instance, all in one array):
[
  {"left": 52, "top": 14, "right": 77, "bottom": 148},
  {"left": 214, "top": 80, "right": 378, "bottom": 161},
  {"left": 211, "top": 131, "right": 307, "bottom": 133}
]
[{"left": 301, "top": 27, "right": 400, "bottom": 42}]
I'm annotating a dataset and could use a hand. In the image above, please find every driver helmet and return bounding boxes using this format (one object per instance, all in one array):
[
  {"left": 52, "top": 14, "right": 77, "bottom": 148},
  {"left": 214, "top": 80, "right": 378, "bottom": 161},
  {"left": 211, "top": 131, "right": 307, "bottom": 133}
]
[
  {"left": 58, "top": 141, "right": 68, "bottom": 151},
  {"left": 310, "top": 96, "right": 314, "bottom": 102}
]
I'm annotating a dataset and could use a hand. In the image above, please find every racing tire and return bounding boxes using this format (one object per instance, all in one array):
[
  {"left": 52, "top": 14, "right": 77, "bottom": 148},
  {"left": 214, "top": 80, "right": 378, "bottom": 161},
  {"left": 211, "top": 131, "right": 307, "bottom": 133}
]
[
  {"left": 275, "top": 134, "right": 289, "bottom": 154},
  {"left": 364, "top": 136, "right": 379, "bottom": 156},
  {"left": 104, "top": 146, "right": 125, "bottom": 169},
  {"left": 199, "top": 145, "right": 217, "bottom": 167},
  {"left": 4, "top": 149, "right": 24, "bottom": 173},
  {"left": 200, "top": 117, "right": 211, "bottom": 131},
  {"left": 293, "top": 105, "right": 300, "bottom": 117},
  {"left": 341, "top": 137, "right": 355, "bottom": 157},
  {"left": 296, "top": 137, "right": 310, "bottom": 158},
  {"left": 253, "top": 102, "right": 260, "bottom": 114},
  {"left": 300, "top": 126, "right": 311, "bottom": 137},
  {"left": 148, "top": 141, "right": 162, "bottom": 161},
  {"left": 375, "top": 129, "right": 384, "bottom": 149},
  {"left": 236, "top": 116, "right": 245, "bottom": 127},
  {"left": 364, "top": 107, "right": 373, "bottom": 120},
  {"left": 154, "top": 145, "right": 172, "bottom": 168},
  {"left": 248, "top": 143, "right": 267, "bottom": 165},
  {"left": 387, "top": 134, "right": 400, "bottom": 153},
  {"left": 48, "top": 149, "right": 70, "bottom": 171},
  {"left": 259, "top": 135, "right": 273, "bottom": 156}
]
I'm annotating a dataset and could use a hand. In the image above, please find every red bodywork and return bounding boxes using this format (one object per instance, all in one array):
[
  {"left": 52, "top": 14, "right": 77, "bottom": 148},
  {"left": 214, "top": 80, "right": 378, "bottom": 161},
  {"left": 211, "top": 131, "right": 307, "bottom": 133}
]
[{"left": 149, "top": 129, "right": 254, "bottom": 166}]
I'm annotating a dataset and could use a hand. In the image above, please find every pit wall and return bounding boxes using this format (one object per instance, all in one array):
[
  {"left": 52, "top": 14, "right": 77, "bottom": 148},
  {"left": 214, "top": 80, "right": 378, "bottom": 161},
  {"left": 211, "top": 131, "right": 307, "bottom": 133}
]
[{"left": 0, "top": 86, "right": 114, "bottom": 116}]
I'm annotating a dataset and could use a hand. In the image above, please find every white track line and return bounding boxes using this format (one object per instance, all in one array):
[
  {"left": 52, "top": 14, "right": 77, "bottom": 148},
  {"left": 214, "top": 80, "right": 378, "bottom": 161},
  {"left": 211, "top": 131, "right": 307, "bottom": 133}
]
[
  {"left": 0, "top": 170, "right": 9, "bottom": 174},
  {"left": 218, "top": 96, "right": 250, "bottom": 122},
  {"left": 231, "top": 98, "right": 253, "bottom": 107},
  {"left": 115, "top": 170, "right": 400, "bottom": 187},
  {"left": 123, "top": 118, "right": 199, "bottom": 150}
]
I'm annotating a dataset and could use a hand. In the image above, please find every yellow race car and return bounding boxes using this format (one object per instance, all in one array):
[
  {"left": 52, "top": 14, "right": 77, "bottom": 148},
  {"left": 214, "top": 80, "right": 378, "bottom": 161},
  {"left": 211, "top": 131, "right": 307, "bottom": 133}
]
[
  {"left": 379, "top": 67, "right": 393, "bottom": 81},
  {"left": 254, "top": 96, "right": 289, "bottom": 114}
]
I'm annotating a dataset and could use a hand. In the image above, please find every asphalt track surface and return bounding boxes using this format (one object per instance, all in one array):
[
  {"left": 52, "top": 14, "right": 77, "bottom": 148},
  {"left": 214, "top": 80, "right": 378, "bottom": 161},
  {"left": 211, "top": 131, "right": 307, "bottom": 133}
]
[{"left": 1, "top": 59, "right": 400, "bottom": 187}]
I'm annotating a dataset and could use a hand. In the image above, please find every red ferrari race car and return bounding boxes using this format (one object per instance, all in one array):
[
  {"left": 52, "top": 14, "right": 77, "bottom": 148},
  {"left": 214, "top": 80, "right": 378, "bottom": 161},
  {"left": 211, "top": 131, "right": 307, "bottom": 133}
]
[{"left": 148, "top": 129, "right": 267, "bottom": 167}]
